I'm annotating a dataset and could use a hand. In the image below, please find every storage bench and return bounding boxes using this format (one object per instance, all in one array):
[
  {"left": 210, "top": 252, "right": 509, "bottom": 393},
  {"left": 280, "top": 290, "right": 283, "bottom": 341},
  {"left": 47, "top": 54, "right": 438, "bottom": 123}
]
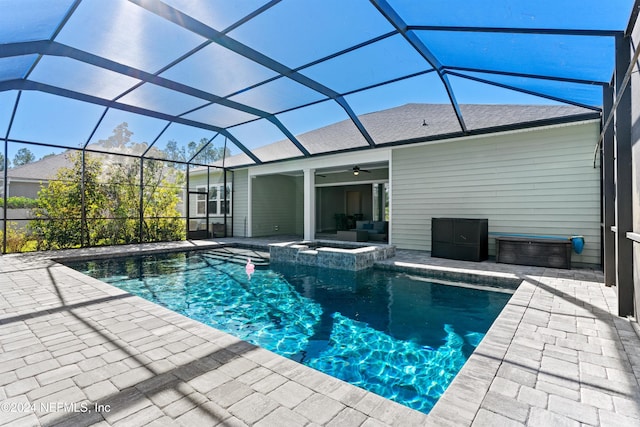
[{"left": 495, "top": 236, "right": 571, "bottom": 269}]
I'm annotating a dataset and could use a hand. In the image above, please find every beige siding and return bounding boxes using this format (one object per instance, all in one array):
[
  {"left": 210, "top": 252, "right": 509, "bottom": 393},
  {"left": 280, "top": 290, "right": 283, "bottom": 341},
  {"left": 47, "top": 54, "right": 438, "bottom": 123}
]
[
  {"left": 251, "top": 174, "right": 302, "bottom": 237},
  {"left": 391, "top": 122, "right": 601, "bottom": 266},
  {"left": 233, "top": 169, "right": 248, "bottom": 237},
  {"left": 9, "top": 181, "right": 41, "bottom": 199},
  {"left": 294, "top": 176, "right": 304, "bottom": 235}
]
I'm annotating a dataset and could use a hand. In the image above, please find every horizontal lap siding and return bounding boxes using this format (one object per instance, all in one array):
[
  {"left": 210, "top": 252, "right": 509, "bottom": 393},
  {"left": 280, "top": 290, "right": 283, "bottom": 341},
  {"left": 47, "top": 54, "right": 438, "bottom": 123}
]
[
  {"left": 252, "top": 175, "right": 299, "bottom": 236},
  {"left": 391, "top": 122, "right": 601, "bottom": 266},
  {"left": 233, "top": 169, "right": 248, "bottom": 237}
]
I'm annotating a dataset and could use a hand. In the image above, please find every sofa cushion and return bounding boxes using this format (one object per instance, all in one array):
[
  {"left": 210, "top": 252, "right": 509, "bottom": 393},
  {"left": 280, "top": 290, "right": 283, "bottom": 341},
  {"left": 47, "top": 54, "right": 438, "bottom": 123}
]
[
  {"left": 373, "top": 221, "right": 386, "bottom": 232},
  {"left": 356, "top": 220, "right": 369, "bottom": 230}
]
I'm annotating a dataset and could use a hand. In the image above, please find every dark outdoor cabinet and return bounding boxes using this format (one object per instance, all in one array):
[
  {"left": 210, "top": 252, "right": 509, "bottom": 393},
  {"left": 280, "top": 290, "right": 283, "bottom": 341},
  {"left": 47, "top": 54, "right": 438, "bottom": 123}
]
[{"left": 431, "top": 218, "right": 488, "bottom": 262}]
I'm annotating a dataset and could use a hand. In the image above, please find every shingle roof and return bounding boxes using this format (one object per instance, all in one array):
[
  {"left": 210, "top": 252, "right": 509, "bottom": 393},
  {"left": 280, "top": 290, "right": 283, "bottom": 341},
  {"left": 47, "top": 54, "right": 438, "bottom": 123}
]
[
  {"left": 11, "top": 104, "right": 596, "bottom": 174},
  {"left": 222, "top": 103, "right": 599, "bottom": 168},
  {"left": 6, "top": 152, "right": 73, "bottom": 181}
]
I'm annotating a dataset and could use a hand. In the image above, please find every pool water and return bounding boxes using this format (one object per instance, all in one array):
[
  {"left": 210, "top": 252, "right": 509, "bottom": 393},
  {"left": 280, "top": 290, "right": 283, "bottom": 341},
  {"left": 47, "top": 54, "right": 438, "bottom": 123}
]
[{"left": 66, "top": 249, "right": 512, "bottom": 414}]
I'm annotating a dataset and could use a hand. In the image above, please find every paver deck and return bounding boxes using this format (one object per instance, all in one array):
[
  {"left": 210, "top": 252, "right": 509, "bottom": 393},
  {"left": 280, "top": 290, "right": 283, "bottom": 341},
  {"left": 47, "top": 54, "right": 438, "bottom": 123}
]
[{"left": 1, "top": 239, "right": 639, "bottom": 426}]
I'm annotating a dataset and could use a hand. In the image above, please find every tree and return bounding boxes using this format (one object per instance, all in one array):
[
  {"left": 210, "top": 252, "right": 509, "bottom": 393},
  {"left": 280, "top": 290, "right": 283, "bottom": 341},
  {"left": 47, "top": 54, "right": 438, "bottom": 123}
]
[
  {"left": 100, "top": 158, "right": 141, "bottom": 244},
  {"left": 30, "top": 151, "right": 185, "bottom": 249},
  {"left": 100, "top": 158, "right": 184, "bottom": 244},
  {"left": 30, "top": 152, "right": 105, "bottom": 249},
  {"left": 187, "top": 138, "right": 231, "bottom": 164},
  {"left": 138, "top": 160, "right": 184, "bottom": 242},
  {"left": 98, "top": 122, "right": 132, "bottom": 149},
  {"left": 13, "top": 148, "right": 35, "bottom": 166},
  {"left": 164, "top": 140, "right": 186, "bottom": 163},
  {"left": 0, "top": 153, "right": 7, "bottom": 170}
]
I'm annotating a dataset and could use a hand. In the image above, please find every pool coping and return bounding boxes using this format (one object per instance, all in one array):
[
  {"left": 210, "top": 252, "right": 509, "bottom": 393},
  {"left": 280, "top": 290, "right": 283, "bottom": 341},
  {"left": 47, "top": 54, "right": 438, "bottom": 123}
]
[
  {"left": 269, "top": 239, "right": 396, "bottom": 270},
  {"left": 2, "top": 240, "right": 640, "bottom": 426},
  {"left": 376, "top": 249, "right": 640, "bottom": 426}
]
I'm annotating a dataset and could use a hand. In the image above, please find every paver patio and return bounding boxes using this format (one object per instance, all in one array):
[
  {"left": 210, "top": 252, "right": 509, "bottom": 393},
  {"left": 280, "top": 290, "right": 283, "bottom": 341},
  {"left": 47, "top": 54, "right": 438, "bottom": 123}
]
[{"left": 1, "top": 239, "right": 639, "bottom": 426}]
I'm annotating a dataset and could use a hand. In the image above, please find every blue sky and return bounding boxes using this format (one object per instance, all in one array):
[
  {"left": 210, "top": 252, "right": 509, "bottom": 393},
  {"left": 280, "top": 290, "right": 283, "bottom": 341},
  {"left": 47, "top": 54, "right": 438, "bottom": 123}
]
[{"left": 1, "top": 0, "right": 635, "bottom": 163}]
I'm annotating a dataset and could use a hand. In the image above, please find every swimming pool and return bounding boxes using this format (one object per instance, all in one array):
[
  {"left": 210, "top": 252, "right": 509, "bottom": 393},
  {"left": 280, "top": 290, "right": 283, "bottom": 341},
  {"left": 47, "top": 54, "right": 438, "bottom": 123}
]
[{"left": 65, "top": 248, "right": 512, "bottom": 414}]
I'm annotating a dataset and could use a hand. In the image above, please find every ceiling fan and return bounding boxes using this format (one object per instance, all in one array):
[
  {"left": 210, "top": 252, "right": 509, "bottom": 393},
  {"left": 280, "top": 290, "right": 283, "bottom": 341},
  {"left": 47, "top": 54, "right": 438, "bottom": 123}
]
[
  {"left": 352, "top": 165, "right": 371, "bottom": 176},
  {"left": 315, "top": 165, "right": 371, "bottom": 178}
]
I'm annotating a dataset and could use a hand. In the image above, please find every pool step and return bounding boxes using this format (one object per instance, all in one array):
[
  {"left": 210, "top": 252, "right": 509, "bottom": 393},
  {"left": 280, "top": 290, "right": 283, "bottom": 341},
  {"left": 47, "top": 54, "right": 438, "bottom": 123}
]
[{"left": 202, "top": 251, "right": 270, "bottom": 267}]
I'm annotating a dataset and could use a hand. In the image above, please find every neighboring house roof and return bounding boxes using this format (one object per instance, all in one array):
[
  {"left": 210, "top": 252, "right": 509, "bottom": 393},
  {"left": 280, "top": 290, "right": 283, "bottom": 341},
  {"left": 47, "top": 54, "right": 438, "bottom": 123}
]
[
  {"left": 6, "top": 152, "right": 73, "bottom": 182},
  {"left": 221, "top": 103, "right": 599, "bottom": 168}
]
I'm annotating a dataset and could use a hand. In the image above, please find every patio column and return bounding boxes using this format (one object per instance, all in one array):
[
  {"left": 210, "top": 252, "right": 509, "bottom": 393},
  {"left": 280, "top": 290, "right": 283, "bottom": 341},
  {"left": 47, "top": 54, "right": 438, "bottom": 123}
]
[{"left": 303, "top": 168, "right": 315, "bottom": 240}]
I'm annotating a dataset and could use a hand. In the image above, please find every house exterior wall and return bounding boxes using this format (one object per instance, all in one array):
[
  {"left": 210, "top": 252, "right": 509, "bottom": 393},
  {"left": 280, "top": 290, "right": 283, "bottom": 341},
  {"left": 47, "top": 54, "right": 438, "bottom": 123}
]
[
  {"left": 8, "top": 181, "right": 41, "bottom": 199},
  {"left": 251, "top": 174, "right": 302, "bottom": 237},
  {"left": 294, "top": 176, "right": 304, "bottom": 235},
  {"left": 0, "top": 208, "right": 31, "bottom": 230},
  {"left": 391, "top": 121, "right": 602, "bottom": 266},
  {"left": 233, "top": 169, "right": 249, "bottom": 237}
]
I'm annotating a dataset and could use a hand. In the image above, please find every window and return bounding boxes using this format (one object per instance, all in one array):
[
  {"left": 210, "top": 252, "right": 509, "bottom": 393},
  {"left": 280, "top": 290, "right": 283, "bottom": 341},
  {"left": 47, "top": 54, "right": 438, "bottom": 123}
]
[
  {"left": 208, "top": 184, "right": 232, "bottom": 216},
  {"left": 373, "top": 182, "right": 389, "bottom": 221},
  {"left": 208, "top": 186, "right": 218, "bottom": 214},
  {"left": 196, "top": 186, "right": 207, "bottom": 216}
]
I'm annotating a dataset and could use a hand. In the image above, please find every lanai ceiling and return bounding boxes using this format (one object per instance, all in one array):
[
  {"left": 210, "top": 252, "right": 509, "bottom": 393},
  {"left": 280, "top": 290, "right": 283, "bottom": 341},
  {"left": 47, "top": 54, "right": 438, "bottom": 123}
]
[{"left": 0, "top": 0, "right": 636, "bottom": 168}]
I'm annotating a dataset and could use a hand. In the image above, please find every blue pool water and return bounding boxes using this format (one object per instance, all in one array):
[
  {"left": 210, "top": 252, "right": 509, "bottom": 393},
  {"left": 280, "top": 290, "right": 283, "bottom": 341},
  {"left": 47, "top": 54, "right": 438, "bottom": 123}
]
[{"left": 66, "top": 249, "right": 512, "bottom": 414}]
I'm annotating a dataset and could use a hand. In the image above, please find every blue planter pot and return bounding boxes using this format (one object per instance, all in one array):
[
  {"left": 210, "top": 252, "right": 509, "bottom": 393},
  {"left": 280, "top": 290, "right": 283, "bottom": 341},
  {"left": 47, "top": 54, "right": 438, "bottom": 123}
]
[{"left": 570, "top": 236, "right": 585, "bottom": 254}]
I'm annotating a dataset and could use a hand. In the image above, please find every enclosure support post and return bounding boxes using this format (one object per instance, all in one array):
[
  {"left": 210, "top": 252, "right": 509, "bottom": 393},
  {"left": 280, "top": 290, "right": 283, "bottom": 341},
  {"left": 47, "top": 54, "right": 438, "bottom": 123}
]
[
  {"left": 185, "top": 165, "right": 190, "bottom": 238},
  {"left": 614, "top": 34, "right": 634, "bottom": 316},
  {"left": 139, "top": 159, "right": 144, "bottom": 243},
  {"left": 2, "top": 139, "right": 7, "bottom": 254},
  {"left": 602, "top": 85, "right": 616, "bottom": 287},
  {"left": 81, "top": 151, "right": 87, "bottom": 247},
  {"left": 2, "top": 92, "right": 20, "bottom": 254}
]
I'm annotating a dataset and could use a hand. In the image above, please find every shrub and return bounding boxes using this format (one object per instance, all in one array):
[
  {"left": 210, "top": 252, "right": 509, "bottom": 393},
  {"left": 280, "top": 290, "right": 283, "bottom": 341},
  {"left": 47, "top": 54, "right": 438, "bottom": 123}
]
[
  {"left": 0, "top": 222, "right": 30, "bottom": 253},
  {"left": 0, "top": 196, "right": 39, "bottom": 209},
  {"left": 29, "top": 152, "right": 185, "bottom": 250}
]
